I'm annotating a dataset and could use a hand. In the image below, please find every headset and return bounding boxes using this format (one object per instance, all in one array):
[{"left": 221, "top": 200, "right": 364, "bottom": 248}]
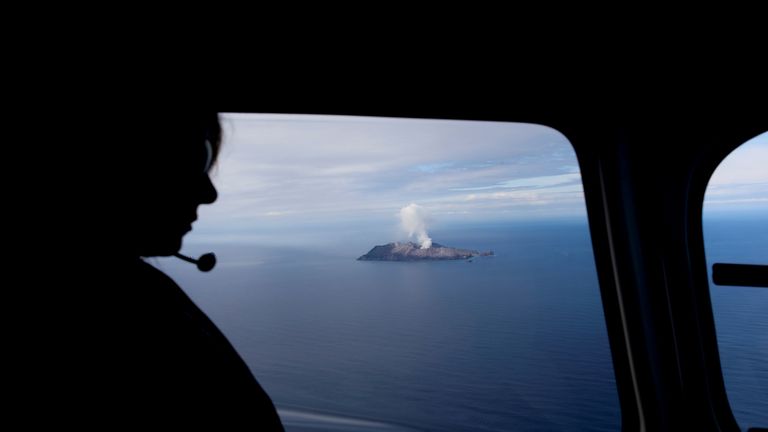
[{"left": 173, "top": 252, "right": 216, "bottom": 272}]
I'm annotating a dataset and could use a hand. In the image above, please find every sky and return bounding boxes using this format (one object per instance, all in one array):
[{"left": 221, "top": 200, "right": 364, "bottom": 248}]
[
  {"left": 704, "top": 131, "right": 768, "bottom": 216},
  {"left": 190, "top": 114, "right": 584, "bottom": 244},
  {"left": 188, "top": 114, "right": 766, "bottom": 244}
]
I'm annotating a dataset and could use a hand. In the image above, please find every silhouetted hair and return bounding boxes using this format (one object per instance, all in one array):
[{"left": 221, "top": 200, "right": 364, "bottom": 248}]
[{"left": 203, "top": 111, "right": 222, "bottom": 170}]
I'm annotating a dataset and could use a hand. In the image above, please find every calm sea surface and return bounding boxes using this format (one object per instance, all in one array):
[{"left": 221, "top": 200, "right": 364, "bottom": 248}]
[
  {"left": 159, "top": 217, "right": 765, "bottom": 431},
  {"left": 704, "top": 216, "right": 767, "bottom": 431}
]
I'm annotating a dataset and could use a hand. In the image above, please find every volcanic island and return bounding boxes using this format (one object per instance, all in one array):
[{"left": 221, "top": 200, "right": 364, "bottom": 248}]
[{"left": 357, "top": 242, "right": 494, "bottom": 261}]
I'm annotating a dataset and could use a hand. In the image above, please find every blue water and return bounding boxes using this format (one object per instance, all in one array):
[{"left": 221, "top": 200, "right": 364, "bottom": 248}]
[
  {"left": 704, "top": 216, "right": 768, "bottom": 431},
  {"left": 158, "top": 217, "right": 766, "bottom": 431}
]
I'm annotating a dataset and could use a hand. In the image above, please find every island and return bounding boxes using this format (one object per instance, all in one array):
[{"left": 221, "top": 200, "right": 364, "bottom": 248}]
[{"left": 357, "top": 242, "right": 494, "bottom": 261}]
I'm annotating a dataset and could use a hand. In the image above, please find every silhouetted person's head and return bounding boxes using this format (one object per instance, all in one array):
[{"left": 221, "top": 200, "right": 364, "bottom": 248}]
[{"left": 106, "top": 112, "right": 222, "bottom": 258}]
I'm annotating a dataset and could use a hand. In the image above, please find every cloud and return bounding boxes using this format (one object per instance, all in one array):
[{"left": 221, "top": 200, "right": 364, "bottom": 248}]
[
  {"left": 450, "top": 173, "right": 582, "bottom": 191},
  {"left": 707, "top": 134, "right": 768, "bottom": 187},
  {"left": 265, "top": 210, "right": 294, "bottom": 217},
  {"left": 195, "top": 114, "right": 587, "bottom": 237},
  {"left": 704, "top": 132, "right": 768, "bottom": 212}
]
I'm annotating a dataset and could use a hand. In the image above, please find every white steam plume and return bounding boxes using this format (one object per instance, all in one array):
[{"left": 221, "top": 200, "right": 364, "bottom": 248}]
[{"left": 400, "top": 203, "right": 432, "bottom": 249}]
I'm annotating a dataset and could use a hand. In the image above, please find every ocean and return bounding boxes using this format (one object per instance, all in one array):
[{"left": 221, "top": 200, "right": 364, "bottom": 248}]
[
  {"left": 703, "top": 215, "right": 768, "bottom": 430},
  {"left": 158, "top": 217, "right": 765, "bottom": 431}
]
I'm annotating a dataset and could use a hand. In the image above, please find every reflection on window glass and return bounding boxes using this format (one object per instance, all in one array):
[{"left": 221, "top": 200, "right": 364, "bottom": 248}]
[
  {"left": 160, "top": 114, "right": 620, "bottom": 431},
  {"left": 703, "top": 132, "right": 768, "bottom": 431}
]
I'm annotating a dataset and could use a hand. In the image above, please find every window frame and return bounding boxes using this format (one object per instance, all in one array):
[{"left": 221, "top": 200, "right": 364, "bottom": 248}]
[
  {"left": 568, "top": 122, "right": 764, "bottom": 432},
  {"left": 221, "top": 101, "right": 765, "bottom": 431}
]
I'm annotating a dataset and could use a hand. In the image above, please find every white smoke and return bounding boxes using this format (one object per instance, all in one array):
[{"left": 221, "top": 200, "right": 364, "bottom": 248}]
[{"left": 400, "top": 203, "right": 432, "bottom": 249}]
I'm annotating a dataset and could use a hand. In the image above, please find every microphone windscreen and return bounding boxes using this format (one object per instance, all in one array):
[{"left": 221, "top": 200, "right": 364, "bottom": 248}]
[{"left": 197, "top": 253, "right": 216, "bottom": 272}]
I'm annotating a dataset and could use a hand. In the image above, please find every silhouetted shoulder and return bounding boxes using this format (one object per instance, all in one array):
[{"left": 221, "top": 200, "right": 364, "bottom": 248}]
[{"left": 57, "top": 258, "right": 284, "bottom": 429}]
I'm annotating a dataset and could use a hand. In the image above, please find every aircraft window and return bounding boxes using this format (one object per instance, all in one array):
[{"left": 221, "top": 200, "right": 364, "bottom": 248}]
[
  {"left": 703, "top": 132, "right": 768, "bottom": 431},
  {"left": 159, "top": 114, "right": 620, "bottom": 431}
]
